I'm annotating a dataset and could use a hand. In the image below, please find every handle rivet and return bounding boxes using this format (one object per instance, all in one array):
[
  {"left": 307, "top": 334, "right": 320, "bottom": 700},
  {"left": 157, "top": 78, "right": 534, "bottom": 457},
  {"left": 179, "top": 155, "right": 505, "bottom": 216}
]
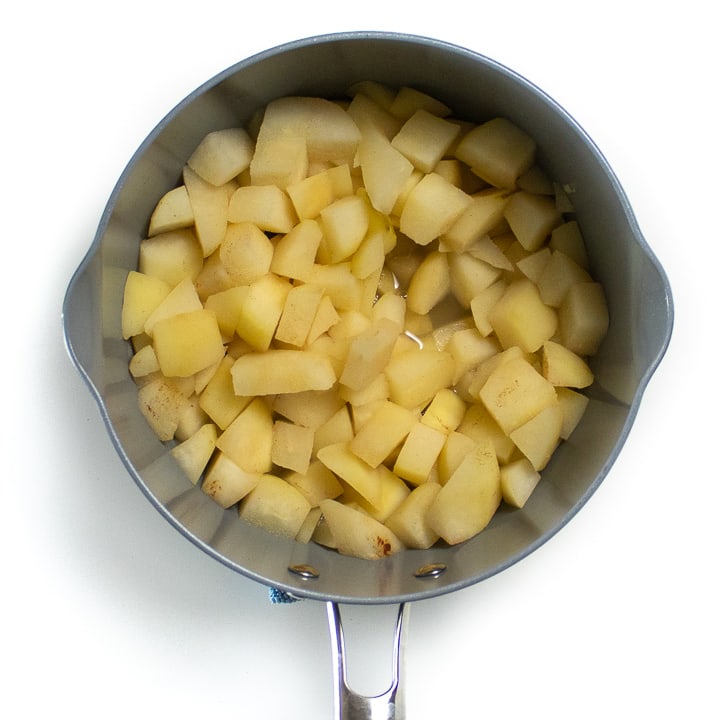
[
  {"left": 288, "top": 563, "right": 320, "bottom": 579},
  {"left": 414, "top": 562, "right": 447, "bottom": 579}
]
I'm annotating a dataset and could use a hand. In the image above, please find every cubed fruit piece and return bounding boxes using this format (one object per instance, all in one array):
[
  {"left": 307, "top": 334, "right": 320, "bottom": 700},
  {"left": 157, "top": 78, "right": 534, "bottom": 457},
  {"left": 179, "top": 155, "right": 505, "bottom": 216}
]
[
  {"left": 215, "top": 397, "right": 273, "bottom": 474},
  {"left": 503, "top": 191, "right": 562, "bottom": 252},
  {"left": 391, "top": 109, "right": 461, "bottom": 173},
  {"left": 470, "top": 280, "right": 507, "bottom": 337},
  {"left": 542, "top": 340, "right": 594, "bottom": 388},
  {"left": 426, "top": 438, "right": 501, "bottom": 545},
  {"left": 227, "top": 184, "right": 297, "bottom": 234},
  {"left": 385, "top": 482, "right": 442, "bottom": 549},
  {"left": 296, "top": 507, "right": 323, "bottom": 544},
  {"left": 231, "top": 349, "right": 337, "bottom": 396},
  {"left": 319, "top": 194, "right": 370, "bottom": 264},
  {"left": 400, "top": 172, "right": 473, "bottom": 246},
  {"left": 344, "top": 465, "right": 412, "bottom": 522},
  {"left": 385, "top": 346, "right": 456, "bottom": 410},
  {"left": 556, "top": 387, "right": 590, "bottom": 440},
  {"left": 509, "top": 402, "right": 563, "bottom": 471},
  {"left": 558, "top": 282, "right": 610, "bottom": 357},
  {"left": 204, "top": 286, "right": 249, "bottom": 339},
  {"left": 515, "top": 248, "right": 552, "bottom": 285},
  {"left": 319, "top": 499, "right": 405, "bottom": 560},
  {"left": 121, "top": 271, "right": 171, "bottom": 339},
  {"left": 169, "top": 423, "right": 217, "bottom": 484},
  {"left": 152, "top": 309, "right": 225, "bottom": 378},
  {"left": 286, "top": 170, "right": 334, "bottom": 220},
  {"left": 465, "top": 234, "right": 514, "bottom": 272},
  {"left": 235, "top": 273, "right": 292, "bottom": 351},
  {"left": 351, "top": 231, "right": 386, "bottom": 280},
  {"left": 270, "top": 219, "right": 323, "bottom": 281},
  {"left": 457, "top": 402, "right": 516, "bottom": 465},
  {"left": 316, "top": 442, "right": 383, "bottom": 509},
  {"left": 478, "top": 356, "right": 558, "bottom": 435},
  {"left": 406, "top": 250, "right": 451, "bottom": 315},
  {"left": 202, "top": 452, "right": 261, "bottom": 508},
  {"left": 137, "top": 376, "right": 192, "bottom": 442},
  {"left": 174, "top": 397, "right": 211, "bottom": 442},
  {"left": 447, "top": 329, "right": 500, "bottom": 385},
  {"left": 347, "top": 88, "right": 401, "bottom": 133},
  {"left": 199, "top": 355, "right": 252, "bottom": 430},
  {"left": 536, "top": 250, "right": 592, "bottom": 307},
  {"left": 393, "top": 422, "right": 447, "bottom": 486},
  {"left": 239, "top": 474, "right": 312, "bottom": 540},
  {"left": 218, "top": 222, "right": 274, "bottom": 286},
  {"left": 388, "top": 86, "right": 451, "bottom": 120},
  {"left": 148, "top": 185, "right": 195, "bottom": 237},
  {"left": 250, "top": 135, "right": 308, "bottom": 190},
  {"left": 441, "top": 189, "right": 512, "bottom": 251},
  {"left": 304, "top": 262, "right": 364, "bottom": 312},
  {"left": 436, "top": 431, "right": 478, "bottom": 484},
  {"left": 143, "top": 276, "right": 203, "bottom": 337},
  {"left": 274, "top": 284, "right": 324, "bottom": 348},
  {"left": 313, "top": 405, "right": 355, "bottom": 455},
  {"left": 350, "top": 400, "right": 418, "bottom": 468},
  {"left": 488, "top": 279, "right": 557, "bottom": 353},
  {"left": 421, "top": 388, "right": 466, "bottom": 434},
  {"left": 284, "top": 460, "right": 344, "bottom": 507},
  {"left": 183, "top": 165, "right": 228, "bottom": 257},
  {"left": 272, "top": 388, "right": 346, "bottom": 429},
  {"left": 339, "top": 318, "right": 402, "bottom": 392},
  {"left": 549, "top": 220, "right": 590, "bottom": 270},
  {"left": 129, "top": 344, "right": 160, "bottom": 378},
  {"left": 139, "top": 229, "right": 203, "bottom": 287},
  {"left": 271, "top": 420, "right": 314, "bottom": 474},
  {"left": 187, "top": 127, "right": 254, "bottom": 186},
  {"left": 500, "top": 457, "right": 541, "bottom": 508},
  {"left": 447, "top": 252, "right": 501, "bottom": 309},
  {"left": 454, "top": 117, "right": 536, "bottom": 190},
  {"left": 307, "top": 295, "right": 341, "bottom": 345}
]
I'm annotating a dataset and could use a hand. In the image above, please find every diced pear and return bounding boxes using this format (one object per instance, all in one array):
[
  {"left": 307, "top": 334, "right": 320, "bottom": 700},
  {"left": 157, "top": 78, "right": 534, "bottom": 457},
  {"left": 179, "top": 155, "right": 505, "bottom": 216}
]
[
  {"left": 454, "top": 117, "right": 536, "bottom": 190},
  {"left": 174, "top": 397, "right": 212, "bottom": 442},
  {"left": 250, "top": 134, "right": 308, "bottom": 189},
  {"left": 536, "top": 250, "right": 593, "bottom": 307},
  {"left": 215, "top": 397, "right": 274, "bottom": 473},
  {"left": 183, "top": 165, "right": 228, "bottom": 257},
  {"left": 272, "top": 388, "right": 345, "bottom": 429},
  {"left": 270, "top": 219, "right": 323, "bottom": 281},
  {"left": 129, "top": 344, "right": 160, "bottom": 378},
  {"left": 385, "top": 482, "right": 442, "bottom": 549},
  {"left": 517, "top": 165, "right": 554, "bottom": 195},
  {"left": 406, "top": 250, "right": 451, "bottom": 315},
  {"left": 227, "top": 184, "right": 297, "bottom": 233},
  {"left": 503, "top": 190, "right": 562, "bottom": 252},
  {"left": 500, "top": 457, "right": 541, "bottom": 508},
  {"left": 148, "top": 185, "right": 195, "bottom": 237},
  {"left": 286, "top": 170, "right": 334, "bottom": 220},
  {"left": 187, "top": 127, "right": 254, "bottom": 186},
  {"left": 198, "top": 355, "right": 252, "bottom": 430},
  {"left": 139, "top": 229, "right": 203, "bottom": 287},
  {"left": 350, "top": 400, "right": 418, "bottom": 468},
  {"left": 446, "top": 329, "right": 500, "bottom": 385},
  {"left": 488, "top": 279, "right": 557, "bottom": 353},
  {"left": 313, "top": 405, "right": 355, "bottom": 454},
  {"left": 307, "top": 295, "right": 341, "bottom": 344},
  {"left": 218, "top": 222, "right": 274, "bottom": 286},
  {"left": 284, "top": 459, "right": 344, "bottom": 507},
  {"left": 316, "top": 443, "right": 383, "bottom": 508},
  {"left": 447, "top": 252, "right": 501, "bottom": 309},
  {"left": 426, "top": 438, "right": 501, "bottom": 545},
  {"left": 170, "top": 423, "right": 217, "bottom": 484},
  {"left": 231, "top": 349, "right": 337, "bottom": 396},
  {"left": 385, "top": 346, "right": 456, "bottom": 410},
  {"left": 202, "top": 451, "right": 261, "bottom": 508},
  {"left": 516, "top": 247, "right": 552, "bottom": 285},
  {"left": 204, "top": 285, "right": 249, "bottom": 339},
  {"left": 239, "top": 474, "right": 312, "bottom": 540},
  {"left": 319, "top": 499, "right": 405, "bottom": 560},
  {"left": 346, "top": 81, "right": 398, "bottom": 114},
  {"left": 351, "top": 228, "right": 386, "bottom": 280},
  {"left": 339, "top": 318, "right": 402, "bottom": 392},
  {"left": 271, "top": 420, "right": 314, "bottom": 474},
  {"left": 235, "top": 273, "right": 292, "bottom": 351},
  {"left": 274, "top": 284, "right": 324, "bottom": 347},
  {"left": 441, "top": 189, "right": 512, "bottom": 251},
  {"left": 558, "top": 282, "right": 610, "bottom": 357},
  {"left": 389, "top": 86, "right": 451, "bottom": 120},
  {"left": 393, "top": 422, "right": 447, "bottom": 486},
  {"left": 542, "top": 340, "right": 594, "bottom": 388},
  {"left": 470, "top": 279, "right": 507, "bottom": 336},
  {"left": 509, "top": 402, "right": 563, "bottom": 471},
  {"left": 121, "top": 271, "right": 171, "bottom": 339},
  {"left": 319, "top": 194, "right": 370, "bottom": 264},
  {"left": 556, "top": 387, "right": 590, "bottom": 440},
  {"left": 391, "top": 109, "right": 461, "bottom": 173},
  {"left": 436, "top": 431, "right": 477, "bottom": 484},
  {"left": 549, "top": 220, "right": 590, "bottom": 270},
  {"left": 304, "top": 262, "right": 364, "bottom": 312},
  {"left": 295, "top": 506, "right": 323, "bottom": 544},
  {"left": 193, "top": 248, "right": 234, "bottom": 301},
  {"left": 143, "top": 276, "right": 203, "bottom": 337},
  {"left": 478, "top": 356, "right": 558, "bottom": 435},
  {"left": 465, "top": 233, "right": 514, "bottom": 271},
  {"left": 457, "top": 402, "right": 516, "bottom": 464},
  {"left": 421, "top": 388, "right": 466, "bottom": 434},
  {"left": 152, "top": 309, "right": 225, "bottom": 378},
  {"left": 137, "top": 376, "right": 192, "bottom": 442}
]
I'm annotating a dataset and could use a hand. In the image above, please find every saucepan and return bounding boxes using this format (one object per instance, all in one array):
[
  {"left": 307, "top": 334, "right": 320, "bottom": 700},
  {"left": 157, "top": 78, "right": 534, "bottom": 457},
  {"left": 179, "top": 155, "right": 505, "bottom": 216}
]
[{"left": 62, "top": 32, "right": 673, "bottom": 719}]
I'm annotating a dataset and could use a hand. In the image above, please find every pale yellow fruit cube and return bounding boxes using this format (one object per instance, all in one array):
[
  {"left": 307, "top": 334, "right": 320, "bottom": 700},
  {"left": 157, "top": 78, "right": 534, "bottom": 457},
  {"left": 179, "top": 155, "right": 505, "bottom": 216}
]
[
  {"left": 478, "top": 356, "right": 558, "bottom": 435},
  {"left": 295, "top": 506, "right": 323, "bottom": 544},
  {"left": 121, "top": 271, "right": 171, "bottom": 339},
  {"left": 218, "top": 222, "right": 274, "bottom": 286},
  {"left": 500, "top": 457, "right": 541, "bottom": 508},
  {"left": 204, "top": 285, "right": 249, "bottom": 339},
  {"left": 284, "top": 460, "right": 344, "bottom": 507},
  {"left": 515, "top": 247, "right": 552, "bottom": 284},
  {"left": 129, "top": 344, "right": 160, "bottom": 378},
  {"left": 174, "top": 397, "right": 212, "bottom": 442},
  {"left": 170, "top": 423, "right": 217, "bottom": 484},
  {"left": 421, "top": 388, "right": 466, "bottom": 434},
  {"left": 433, "top": 158, "right": 464, "bottom": 187},
  {"left": 250, "top": 135, "right": 308, "bottom": 190},
  {"left": 313, "top": 405, "right": 354, "bottom": 455},
  {"left": 441, "top": 188, "right": 512, "bottom": 250},
  {"left": 503, "top": 191, "right": 562, "bottom": 252},
  {"left": 339, "top": 318, "right": 402, "bottom": 392},
  {"left": 447, "top": 328, "right": 500, "bottom": 385},
  {"left": 454, "top": 117, "right": 536, "bottom": 190},
  {"left": 271, "top": 420, "right": 314, "bottom": 474},
  {"left": 152, "top": 309, "right": 225, "bottom": 378},
  {"left": 347, "top": 90, "right": 402, "bottom": 136},
  {"left": 215, "top": 397, "right": 273, "bottom": 473},
  {"left": 194, "top": 248, "right": 233, "bottom": 301},
  {"left": 286, "top": 170, "right": 334, "bottom": 219},
  {"left": 351, "top": 231, "right": 386, "bottom": 280},
  {"left": 231, "top": 349, "right": 337, "bottom": 396},
  {"left": 517, "top": 165, "right": 554, "bottom": 195},
  {"left": 389, "top": 86, "right": 451, "bottom": 120},
  {"left": 385, "top": 346, "right": 456, "bottom": 410},
  {"left": 558, "top": 282, "right": 610, "bottom": 357},
  {"left": 393, "top": 422, "right": 447, "bottom": 485},
  {"left": 426, "top": 438, "right": 501, "bottom": 545},
  {"left": 555, "top": 387, "right": 590, "bottom": 440},
  {"left": 316, "top": 442, "right": 383, "bottom": 508},
  {"left": 536, "top": 250, "right": 592, "bottom": 307},
  {"left": 372, "top": 293, "right": 406, "bottom": 329},
  {"left": 235, "top": 273, "right": 292, "bottom": 351},
  {"left": 183, "top": 165, "right": 229, "bottom": 257},
  {"left": 198, "top": 355, "right": 252, "bottom": 430},
  {"left": 391, "top": 109, "right": 461, "bottom": 173},
  {"left": 400, "top": 172, "right": 472, "bottom": 246},
  {"left": 349, "top": 400, "right": 418, "bottom": 468},
  {"left": 148, "top": 185, "right": 194, "bottom": 237},
  {"left": 390, "top": 168, "right": 423, "bottom": 219},
  {"left": 270, "top": 219, "right": 322, "bottom": 281},
  {"left": 187, "top": 127, "right": 254, "bottom": 186},
  {"left": 406, "top": 250, "right": 451, "bottom": 315},
  {"left": 304, "top": 262, "right": 364, "bottom": 312},
  {"left": 202, "top": 452, "right": 261, "bottom": 508},
  {"left": 239, "top": 474, "right": 312, "bottom": 540},
  {"left": 542, "top": 340, "right": 594, "bottom": 388},
  {"left": 272, "top": 388, "right": 346, "bottom": 429},
  {"left": 436, "top": 431, "right": 477, "bottom": 484},
  {"left": 549, "top": 220, "right": 590, "bottom": 270},
  {"left": 139, "top": 229, "right": 203, "bottom": 288},
  {"left": 466, "top": 345, "right": 526, "bottom": 400},
  {"left": 143, "top": 276, "right": 203, "bottom": 337},
  {"left": 338, "top": 373, "right": 390, "bottom": 408},
  {"left": 318, "top": 499, "right": 404, "bottom": 560},
  {"left": 385, "top": 482, "right": 442, "bottom": 549},
  {"left": 137, "top": 376, "right": 192, "bottom": 442},
  {"left": 509, "top": 402, "right": 563, "bottom": 471},
  {"left": 306, "top": 295, "right": 341, "bottom": 344},
  {"left": 447, "top": 252, "right": 502, "bottom": 309},
  {"left": 342, "top": 465, "right": 411, "bottom": 523},
  {"left": 319, "top": 194, "right": 370, "bottom": 264},
  {"left": 274, "top": 284, "right": 324, "bottom": 347},
  {"left": 227, "top": 184, "right": 297, "bottom": 234},
  {"left": 457, "top": 403, "right": 515, "bottom": 464},
  {"left": 488, "top": 279, "right": 558, "bottom": 353},
  {"left": 470, "top": 279, "right": 507, "bottom": 336},
  {"left": 464, "top": 233, "right": 514, "bottom": 271}
]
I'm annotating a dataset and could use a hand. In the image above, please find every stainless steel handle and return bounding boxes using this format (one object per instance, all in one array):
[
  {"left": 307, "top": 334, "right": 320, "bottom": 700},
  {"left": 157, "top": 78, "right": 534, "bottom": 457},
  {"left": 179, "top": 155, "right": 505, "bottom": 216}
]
[{"left": 326, "top": 602, "right": 409, "bottom": 720}]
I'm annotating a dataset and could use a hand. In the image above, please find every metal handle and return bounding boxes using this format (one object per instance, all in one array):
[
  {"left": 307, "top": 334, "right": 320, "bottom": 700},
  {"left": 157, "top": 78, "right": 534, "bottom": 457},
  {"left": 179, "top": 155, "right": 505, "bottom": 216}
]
[{"left": 326, "top": 602, "right": 409, "bottom": 720}]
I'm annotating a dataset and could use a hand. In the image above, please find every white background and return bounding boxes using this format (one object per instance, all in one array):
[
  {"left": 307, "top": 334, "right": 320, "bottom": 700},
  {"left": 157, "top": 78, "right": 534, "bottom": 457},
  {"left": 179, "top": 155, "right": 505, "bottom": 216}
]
[{"left": 4, "top": 2, "right": 717, "bottom": 718}]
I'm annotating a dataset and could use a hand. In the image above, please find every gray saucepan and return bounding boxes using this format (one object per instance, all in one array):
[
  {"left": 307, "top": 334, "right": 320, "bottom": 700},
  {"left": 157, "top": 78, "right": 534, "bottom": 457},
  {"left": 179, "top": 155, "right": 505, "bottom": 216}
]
[{"left": 62, "top": 32, "right": 674, "bottom": 719}]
